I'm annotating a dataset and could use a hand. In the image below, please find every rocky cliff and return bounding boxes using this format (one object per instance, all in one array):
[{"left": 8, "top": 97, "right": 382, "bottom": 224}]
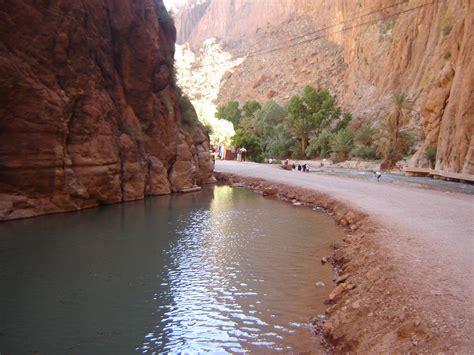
[
  {"left": 175, "top": 0, "right": 473, "bottom": 175},
  {"left": 0, "top": 0, "right": 214, "bottom": 221}
]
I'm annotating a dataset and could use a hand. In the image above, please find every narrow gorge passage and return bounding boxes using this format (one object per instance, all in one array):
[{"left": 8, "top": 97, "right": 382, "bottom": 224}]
[{"left": 1, "top": 0, "right": 472, "bottom": 353}]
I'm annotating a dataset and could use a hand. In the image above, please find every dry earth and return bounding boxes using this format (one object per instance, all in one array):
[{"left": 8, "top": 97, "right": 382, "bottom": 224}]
[{"left": 215, "top": 160, "right": 474, "bottom": 352}]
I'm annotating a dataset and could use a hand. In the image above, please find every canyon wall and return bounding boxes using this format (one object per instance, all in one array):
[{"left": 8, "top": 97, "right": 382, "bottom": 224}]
[
  {"left": 175, "top": 0, "right": 473, "bottom": 175},
  {"left": 0, "top": 0, "right": 214, "bottom": 221}
]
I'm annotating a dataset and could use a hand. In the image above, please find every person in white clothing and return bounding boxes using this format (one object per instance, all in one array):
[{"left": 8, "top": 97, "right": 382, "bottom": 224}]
[{"left": 374, "top": 171, "right": 382, "bottom": 182}]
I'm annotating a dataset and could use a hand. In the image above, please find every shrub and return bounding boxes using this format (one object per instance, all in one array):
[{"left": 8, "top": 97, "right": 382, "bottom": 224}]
[
  {"left": 380, "top": 19, "right": 394, "bottom": 36},
  {"left": 330, "top": 128, "right": 354, "bottom": 162},
  {"left": 352, "top": 123, "right": 379, "bottom": 160},
  {"left": 353, "top": 145, "right": 378, "bottom": 160},
  {"left": 179, "top": 95, "right": 199, "bottom": 126},
  {"left": 441, "top": 10, "right": 453, "bottom": 36},
  {"left": 424, "top": 146, "right": 437, "bottom": 167},
  {"left": 355, "top": 123, "right": 376, "bottom": 146},
  {"left": 376, "top": 129, "right": 414, "bottom": 165},
  {"left": 203, "top": 121, "right": 214, "bottom": 135}
]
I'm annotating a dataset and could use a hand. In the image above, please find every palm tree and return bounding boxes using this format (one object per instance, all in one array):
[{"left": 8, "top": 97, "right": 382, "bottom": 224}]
[
  {"left": 381, "top": 92, "right": 414, "bottom": 168},
  {"left": 390, "top": 92, "right": 413, "bottom": 145}
]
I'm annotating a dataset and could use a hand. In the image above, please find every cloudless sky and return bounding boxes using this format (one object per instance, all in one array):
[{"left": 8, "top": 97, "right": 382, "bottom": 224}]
[{"left": 163, "top": 0, "right": 185, "bottom": 10}]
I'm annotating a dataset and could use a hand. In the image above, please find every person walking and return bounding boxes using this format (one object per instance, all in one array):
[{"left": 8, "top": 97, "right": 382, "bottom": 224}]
[
  {"left": 241, "top": 147, "right": 247, "bottom": 162},
  {"left": 374, "top": 171, "right": 382, "bottom": 182}
]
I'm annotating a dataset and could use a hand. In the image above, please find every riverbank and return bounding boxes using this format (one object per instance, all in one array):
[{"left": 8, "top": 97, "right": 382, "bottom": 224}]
[{"left": 215, "top": 161, "right": 474, "bottom": 352}]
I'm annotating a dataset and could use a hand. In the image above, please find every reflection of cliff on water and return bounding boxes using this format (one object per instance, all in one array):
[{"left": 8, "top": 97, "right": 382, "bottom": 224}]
[{"left": 0, "top": 186, "right": 342, "bottom": 353}]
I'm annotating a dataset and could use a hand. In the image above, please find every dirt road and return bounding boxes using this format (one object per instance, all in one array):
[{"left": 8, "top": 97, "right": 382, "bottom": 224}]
[{"left": 215, "top": 160, "right": 474, "bottom": 349}]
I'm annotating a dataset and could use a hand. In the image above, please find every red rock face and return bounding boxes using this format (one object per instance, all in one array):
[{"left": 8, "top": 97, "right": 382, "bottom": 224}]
[{"left": 0, "top": 0, "right": 214, "bottom": 221}]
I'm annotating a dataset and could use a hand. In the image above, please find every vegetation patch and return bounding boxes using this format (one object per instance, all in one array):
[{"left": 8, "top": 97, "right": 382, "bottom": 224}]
[
  {"left": 440, "top": 10, "right": 453, "bottom": 36},
  {"left": 217, "top": 86, "right": 354, "bottom": 162},
  {"left": 352, "top": 123, "right": 380, "bottom": 160},
  {"left": 379, "top": 19, "right": 395, "bottom": 37},
  {"left": 377, "top": 92, "right": 416, "bottom": 169},
  {"left": 216, "top": 85, "right": 416, "bottom": 167},
  {"left": 424, "top": 146, "right": 437, "bottom": 168},
  {"left": 330, "top": 128, "right": 354, "bottom": 162},
  {"left": 179, "top": 95, "right": 199, "bottom": 126}
]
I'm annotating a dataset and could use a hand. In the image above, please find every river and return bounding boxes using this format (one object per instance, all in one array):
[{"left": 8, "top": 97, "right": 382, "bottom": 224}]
[{"left": 0, "top": 186, "right": 343, "bottom": 353}]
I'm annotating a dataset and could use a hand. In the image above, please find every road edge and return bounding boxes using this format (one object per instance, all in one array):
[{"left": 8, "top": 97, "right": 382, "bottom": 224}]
[{"left": 215, "top": 171, "right": 459, "bottom": 352}]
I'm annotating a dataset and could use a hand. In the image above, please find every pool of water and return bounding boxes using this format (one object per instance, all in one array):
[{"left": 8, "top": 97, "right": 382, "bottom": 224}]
[{"left": 0, "top": 186, "right": 343, "bottom": 353}]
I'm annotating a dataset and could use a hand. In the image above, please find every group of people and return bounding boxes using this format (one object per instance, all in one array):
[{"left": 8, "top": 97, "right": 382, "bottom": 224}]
[
  {"left": 210, "top": 145, "right": 247, "bottom": 162},
  {"left": 283, "top": 159, "right": 310, "bottom": 172}
]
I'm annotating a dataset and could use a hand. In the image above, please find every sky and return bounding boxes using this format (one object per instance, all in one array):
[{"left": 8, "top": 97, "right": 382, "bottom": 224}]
[{"left": 163, "top": 0, "right": 185, "bottom": 10}]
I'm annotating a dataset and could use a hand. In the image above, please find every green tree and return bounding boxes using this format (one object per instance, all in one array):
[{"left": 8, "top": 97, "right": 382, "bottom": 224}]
[
  {"left": 259, "top": 102, "right": 292, "bottom": 159},
  {"left": 287, "top": 94, "right": 312, "bottom": 155},
  {"left": 254, "top": 101, "right": 287, "bottom": 140},
  {"left": 333, "top": 112, "right": 352, "bottom": 133},
  {"left": 240, "top": 101, "right": 288, "bottom": 158},
  {"left": 330, "top": 128, "right": 354, "bottom": 162},
  {"left": 287, "top": 86, "right": 351, "bottom": 157},
  {"left": 306, "top": 130, "right": 332, "bottom": 158},
  {"left": 242, "top": 100, "right": 262, "bottom": 118},
  {"left": 379, "top": 92, "right": 414, "bottom": 168},
  {"left": 216, "top": 101, "right": 242, "bottom": 128},
  {"left": 266, "top": 131, "right": 296, "bottom": 159}
]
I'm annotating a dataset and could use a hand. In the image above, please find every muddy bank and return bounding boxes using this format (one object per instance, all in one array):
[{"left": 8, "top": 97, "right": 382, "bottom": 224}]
[{"left": 216, "top": 172, "right": 463, "bottom": 353}]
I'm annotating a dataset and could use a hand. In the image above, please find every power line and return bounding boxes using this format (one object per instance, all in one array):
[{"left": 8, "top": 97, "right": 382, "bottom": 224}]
[
  {"left": 250, "top": 0, "right": 410, "bottom": 54},
  {"left": 179, "top": 0, "right": 433, "bottom": 71},
  {"left": 249, "top": 1, "right": 433, "bottom": 57}
]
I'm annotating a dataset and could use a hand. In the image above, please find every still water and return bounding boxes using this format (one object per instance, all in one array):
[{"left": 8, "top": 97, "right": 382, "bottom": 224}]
[{"left": 0, "top": 186, "right": 342, "bottom": 353}]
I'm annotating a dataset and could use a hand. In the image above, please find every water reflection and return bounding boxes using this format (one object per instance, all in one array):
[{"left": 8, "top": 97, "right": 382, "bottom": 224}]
[
  {"left": 0, "top": 186, "right": 342, "bottom": 354},
  {"left": 139, "top": 186, "right": 342, "bottom": 353}
]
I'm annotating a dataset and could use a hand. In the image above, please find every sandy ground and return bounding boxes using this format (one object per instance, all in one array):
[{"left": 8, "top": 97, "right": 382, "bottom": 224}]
[{"left": 215, "top": 160, "right": 474, "bottom": 351}]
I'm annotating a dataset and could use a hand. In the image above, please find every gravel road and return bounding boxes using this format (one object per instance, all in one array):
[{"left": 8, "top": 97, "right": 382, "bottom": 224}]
[{"left": 216, "top": 160, "right": 474, "bottom": 343}]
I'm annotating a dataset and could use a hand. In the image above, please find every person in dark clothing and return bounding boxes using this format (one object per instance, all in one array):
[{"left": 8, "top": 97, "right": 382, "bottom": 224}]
[
  {"left": 302, "top": 164, "right": 307, "bottom": 172},
  {"left": 297, "top": 164, "right": 302, "bottom": 171}
]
